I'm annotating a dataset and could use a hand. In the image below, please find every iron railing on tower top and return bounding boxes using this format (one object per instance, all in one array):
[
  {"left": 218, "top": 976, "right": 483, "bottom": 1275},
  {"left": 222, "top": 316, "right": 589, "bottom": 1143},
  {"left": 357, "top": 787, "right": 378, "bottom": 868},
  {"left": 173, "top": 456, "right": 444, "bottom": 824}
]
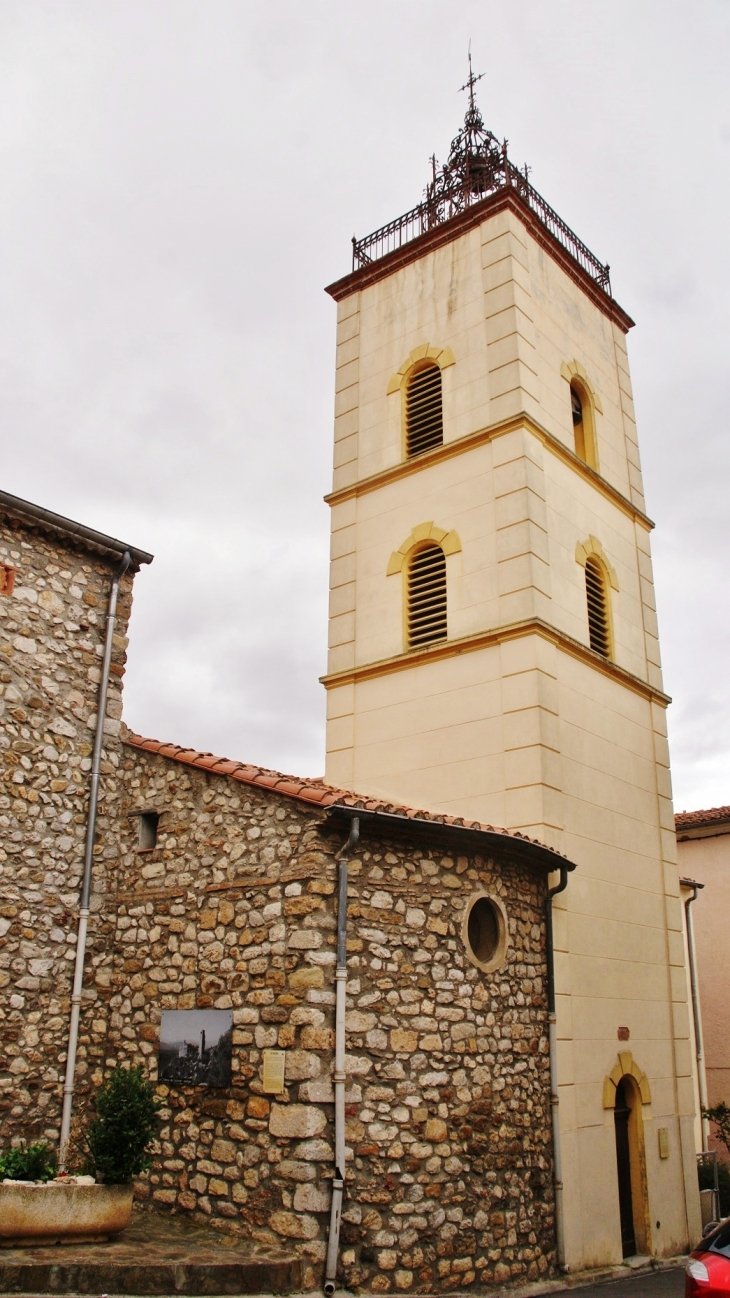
[{"left": 352, "top": 153, "right": 611, "bottom": 297}]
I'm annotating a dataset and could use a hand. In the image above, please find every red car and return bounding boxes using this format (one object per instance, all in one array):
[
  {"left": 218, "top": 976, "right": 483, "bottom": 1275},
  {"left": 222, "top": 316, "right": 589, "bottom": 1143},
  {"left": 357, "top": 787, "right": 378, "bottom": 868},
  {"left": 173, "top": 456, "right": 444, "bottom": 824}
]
[{"left": 687, "top": 1221, "right": 730, "bottom": 1297}]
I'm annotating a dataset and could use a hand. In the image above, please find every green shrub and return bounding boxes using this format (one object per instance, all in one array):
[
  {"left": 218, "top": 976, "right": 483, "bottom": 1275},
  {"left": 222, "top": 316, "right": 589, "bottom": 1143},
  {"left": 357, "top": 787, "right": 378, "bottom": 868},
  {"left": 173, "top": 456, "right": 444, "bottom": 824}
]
[
  {"left": 0, "top": 1142, "right": 56, "bottom": 1182},
  {"left": 83, "top": 1065, "right": 160, "bottom": 1185}
]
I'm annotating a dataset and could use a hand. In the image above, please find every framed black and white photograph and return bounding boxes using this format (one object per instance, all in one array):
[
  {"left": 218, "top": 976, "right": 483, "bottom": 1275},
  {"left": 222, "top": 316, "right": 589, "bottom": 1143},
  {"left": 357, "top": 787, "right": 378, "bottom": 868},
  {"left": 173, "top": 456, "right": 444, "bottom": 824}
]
[{"left": 158, "top": 1010, "right": 233, "bottom": 1088}]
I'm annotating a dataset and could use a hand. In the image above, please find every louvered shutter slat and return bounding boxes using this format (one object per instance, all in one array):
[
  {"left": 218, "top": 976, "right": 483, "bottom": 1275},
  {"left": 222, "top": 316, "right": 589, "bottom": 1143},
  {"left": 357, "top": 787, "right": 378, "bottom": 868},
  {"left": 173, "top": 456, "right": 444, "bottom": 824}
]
[
  {"left": 408, "top": 544, "right": 447, "bottom": 647},
  {"left": 406, "top": 364, "right": 444, "bottom": 457},
  {"left": 585, "top": 559, "right": 610, "bottom": 657}
]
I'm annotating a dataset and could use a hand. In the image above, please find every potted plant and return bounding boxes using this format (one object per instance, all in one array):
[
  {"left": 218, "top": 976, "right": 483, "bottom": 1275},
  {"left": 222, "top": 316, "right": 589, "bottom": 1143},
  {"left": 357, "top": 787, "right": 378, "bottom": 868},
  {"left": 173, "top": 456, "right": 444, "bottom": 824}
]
[{"left": 0, "top": 1065, "right": 160, "bottom": 1245}]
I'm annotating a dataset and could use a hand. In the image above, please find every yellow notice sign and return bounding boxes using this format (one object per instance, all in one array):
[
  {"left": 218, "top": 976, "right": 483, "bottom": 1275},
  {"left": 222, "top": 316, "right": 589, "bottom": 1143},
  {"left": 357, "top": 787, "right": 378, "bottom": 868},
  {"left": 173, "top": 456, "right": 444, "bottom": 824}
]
[{"left": 262, "top": 1049, "right": 286, "bottom": 1094}]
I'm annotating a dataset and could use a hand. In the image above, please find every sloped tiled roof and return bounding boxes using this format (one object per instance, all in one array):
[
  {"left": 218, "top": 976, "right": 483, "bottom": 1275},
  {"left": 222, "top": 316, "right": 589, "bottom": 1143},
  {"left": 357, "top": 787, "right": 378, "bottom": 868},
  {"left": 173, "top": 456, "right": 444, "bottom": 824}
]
[
  {"left": 125, "top": 731, "right": 567, "bottom": 862},
  {"left": 676, "top": 805, "right": 730, "bottom": 831}
]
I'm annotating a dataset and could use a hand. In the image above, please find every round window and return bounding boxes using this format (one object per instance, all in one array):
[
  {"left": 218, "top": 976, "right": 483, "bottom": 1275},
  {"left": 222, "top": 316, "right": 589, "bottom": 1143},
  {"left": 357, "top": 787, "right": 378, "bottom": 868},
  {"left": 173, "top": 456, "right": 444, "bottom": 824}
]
[{"left": 463, "top": 893, "right": 507, "bottom": 972}]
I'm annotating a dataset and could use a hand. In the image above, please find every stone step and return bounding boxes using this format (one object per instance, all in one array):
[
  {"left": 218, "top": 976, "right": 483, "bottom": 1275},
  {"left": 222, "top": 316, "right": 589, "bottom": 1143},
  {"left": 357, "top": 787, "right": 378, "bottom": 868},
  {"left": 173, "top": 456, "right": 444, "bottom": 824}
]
[{"left": 0, "top": 1252, "right": 302, "bottom": 1294}]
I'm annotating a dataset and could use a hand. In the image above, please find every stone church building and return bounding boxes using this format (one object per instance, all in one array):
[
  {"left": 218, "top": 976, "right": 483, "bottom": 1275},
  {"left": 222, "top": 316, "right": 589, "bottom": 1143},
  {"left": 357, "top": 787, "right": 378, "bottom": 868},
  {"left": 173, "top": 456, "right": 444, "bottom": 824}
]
[{"left": 0, "top": 82, "right": 700, "bottom": 1292}]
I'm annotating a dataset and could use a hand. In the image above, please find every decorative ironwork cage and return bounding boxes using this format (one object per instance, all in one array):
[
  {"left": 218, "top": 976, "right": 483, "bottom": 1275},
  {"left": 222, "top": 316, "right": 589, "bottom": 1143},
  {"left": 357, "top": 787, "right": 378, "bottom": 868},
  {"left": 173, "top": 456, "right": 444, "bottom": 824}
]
[{"left": 351, "top": 80, "right": 611, "bottom": 297}]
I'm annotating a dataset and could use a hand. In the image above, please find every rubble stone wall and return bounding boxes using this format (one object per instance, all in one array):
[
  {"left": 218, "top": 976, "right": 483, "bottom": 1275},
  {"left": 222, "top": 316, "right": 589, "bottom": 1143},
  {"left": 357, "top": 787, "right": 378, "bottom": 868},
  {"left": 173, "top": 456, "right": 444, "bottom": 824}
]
[
  {"left": 108, "top": 744, "right": 555, "bottom": 1292},
  {"left": 0, "top": 516, "right": 134, "bottom": 1144}
]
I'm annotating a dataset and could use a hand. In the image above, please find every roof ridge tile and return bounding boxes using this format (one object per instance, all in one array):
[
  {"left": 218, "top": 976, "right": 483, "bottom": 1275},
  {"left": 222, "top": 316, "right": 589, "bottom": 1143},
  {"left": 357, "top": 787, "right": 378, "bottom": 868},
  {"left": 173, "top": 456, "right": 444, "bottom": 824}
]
[{"left": 675, "top": 804, "right": 730, "bottom": 828}]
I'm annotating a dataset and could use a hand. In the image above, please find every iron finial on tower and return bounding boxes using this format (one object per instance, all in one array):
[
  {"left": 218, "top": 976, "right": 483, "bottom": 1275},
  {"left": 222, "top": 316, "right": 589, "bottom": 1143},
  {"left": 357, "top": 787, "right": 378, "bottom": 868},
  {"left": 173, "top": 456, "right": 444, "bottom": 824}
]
[{"left": 459, "top": 44, "right": 484, "bottom": 113}]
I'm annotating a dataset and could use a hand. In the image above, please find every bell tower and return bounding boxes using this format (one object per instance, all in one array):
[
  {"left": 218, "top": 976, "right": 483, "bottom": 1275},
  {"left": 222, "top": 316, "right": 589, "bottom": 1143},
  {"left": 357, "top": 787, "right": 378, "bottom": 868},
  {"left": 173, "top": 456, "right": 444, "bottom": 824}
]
[{"left": 322, "top": 73, "right": 700, "bottom": 1269}]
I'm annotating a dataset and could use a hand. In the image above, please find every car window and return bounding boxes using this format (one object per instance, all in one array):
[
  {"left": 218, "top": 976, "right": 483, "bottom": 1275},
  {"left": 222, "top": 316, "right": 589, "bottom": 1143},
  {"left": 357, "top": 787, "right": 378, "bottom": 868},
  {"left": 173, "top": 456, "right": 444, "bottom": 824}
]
[{"left": 708, "top": 1222, "right": 730, "bottom": 1258}]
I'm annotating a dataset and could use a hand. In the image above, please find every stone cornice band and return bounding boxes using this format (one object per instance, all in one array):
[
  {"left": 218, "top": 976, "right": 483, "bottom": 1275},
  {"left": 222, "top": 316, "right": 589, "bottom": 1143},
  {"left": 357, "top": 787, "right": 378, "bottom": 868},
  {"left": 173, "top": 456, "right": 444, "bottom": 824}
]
[
  {"left": 320, "top": 616, "right": 670, "bottom": 708},
  {"left": 325, "top": 413, "right": 654, "bottom": 532}
]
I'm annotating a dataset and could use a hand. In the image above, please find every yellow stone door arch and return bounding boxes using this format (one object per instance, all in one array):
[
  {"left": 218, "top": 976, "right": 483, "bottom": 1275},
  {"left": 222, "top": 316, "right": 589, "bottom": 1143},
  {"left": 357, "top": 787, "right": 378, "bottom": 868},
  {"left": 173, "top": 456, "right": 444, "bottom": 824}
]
[{"left": 603, "top": 1052, "right": 652, "bottom": 1257}]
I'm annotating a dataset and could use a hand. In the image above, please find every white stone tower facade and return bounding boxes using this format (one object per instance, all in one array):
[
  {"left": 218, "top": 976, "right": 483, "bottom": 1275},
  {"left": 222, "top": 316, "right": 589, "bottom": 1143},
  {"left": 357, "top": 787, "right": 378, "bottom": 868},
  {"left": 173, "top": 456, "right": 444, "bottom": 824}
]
[{"left": 322, "top": 89, "right": 700, "bottom": 1268}]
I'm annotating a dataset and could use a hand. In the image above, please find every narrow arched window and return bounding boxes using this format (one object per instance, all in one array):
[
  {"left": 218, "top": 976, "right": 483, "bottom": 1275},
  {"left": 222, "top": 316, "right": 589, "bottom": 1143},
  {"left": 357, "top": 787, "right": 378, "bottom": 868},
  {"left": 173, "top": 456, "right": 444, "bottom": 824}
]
[
  {"left": 408, "top": 543, "right": 447, "bottom": 648},
  {"left": 571, "top": 384, "right": 587, "bottom": 462},
  {"left": 406, "top": 362, "right": 443, "bottom": 457},
  {"left": 585, "top": 556, "right": 611, "bottom": 658},
  {"left": 570, "top": 379, "right": 598, "bottom": 469}
]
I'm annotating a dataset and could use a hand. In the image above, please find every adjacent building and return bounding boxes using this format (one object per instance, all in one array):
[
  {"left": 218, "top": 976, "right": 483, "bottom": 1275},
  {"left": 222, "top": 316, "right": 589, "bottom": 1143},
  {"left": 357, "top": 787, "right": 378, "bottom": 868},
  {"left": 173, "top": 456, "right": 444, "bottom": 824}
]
[{"left": 676, "top": 807, "right": 730, "bottom": 1154}]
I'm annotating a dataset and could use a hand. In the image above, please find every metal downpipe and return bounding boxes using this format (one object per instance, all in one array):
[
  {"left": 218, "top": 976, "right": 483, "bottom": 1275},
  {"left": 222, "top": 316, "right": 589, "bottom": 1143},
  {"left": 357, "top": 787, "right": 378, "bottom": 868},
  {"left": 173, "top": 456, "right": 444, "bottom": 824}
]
[
  {"left": 684, "top": 883, "right": 709, "bottom": 1150},
  {"left": 58, "top": 550, "right": 131, "bottom": 1168},
  {"left": 324, "top": 815, "right": 360, "bottom": 1297},
  {"left": 546, "top": 865, "right": 570, "bottom": 1274}
]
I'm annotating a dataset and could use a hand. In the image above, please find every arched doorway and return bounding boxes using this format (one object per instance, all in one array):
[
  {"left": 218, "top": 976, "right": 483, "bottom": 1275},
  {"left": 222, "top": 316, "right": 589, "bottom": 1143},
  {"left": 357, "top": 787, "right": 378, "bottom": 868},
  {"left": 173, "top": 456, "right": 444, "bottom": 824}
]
[
  {"left": 603, "top": 1051, "right": 652, "bottom": 1259},
  {"left": 614, "top": 1078, "right": 636, "bottom": 1256},
  {"left": 612, "top": 1074, "right": 650, "bottom": 1257}
]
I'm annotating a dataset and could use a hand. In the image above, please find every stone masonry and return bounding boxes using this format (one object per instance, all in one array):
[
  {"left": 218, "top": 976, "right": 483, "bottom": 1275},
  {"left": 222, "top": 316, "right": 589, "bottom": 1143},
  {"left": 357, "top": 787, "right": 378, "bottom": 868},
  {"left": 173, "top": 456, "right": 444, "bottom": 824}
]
[
  {"left": 0, "top": 499, "right": 147, "bottom": 1145},
  {"left": 97, "top": 738, "right": 556, "bottom": 1292},
  {"left": 0, "top": 495, "right": 559, "bottom": 1292}
]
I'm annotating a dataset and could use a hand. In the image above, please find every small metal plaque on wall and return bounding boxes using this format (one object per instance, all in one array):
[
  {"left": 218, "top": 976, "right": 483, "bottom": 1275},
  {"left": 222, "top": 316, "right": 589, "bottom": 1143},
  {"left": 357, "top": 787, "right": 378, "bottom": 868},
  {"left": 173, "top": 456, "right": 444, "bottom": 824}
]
[
  {"left": 262, "top": 1049, "right": 286, "bottom": 1094},
  {"left": 658, "top": 1127, "right": 669, "bottom": 1159}
]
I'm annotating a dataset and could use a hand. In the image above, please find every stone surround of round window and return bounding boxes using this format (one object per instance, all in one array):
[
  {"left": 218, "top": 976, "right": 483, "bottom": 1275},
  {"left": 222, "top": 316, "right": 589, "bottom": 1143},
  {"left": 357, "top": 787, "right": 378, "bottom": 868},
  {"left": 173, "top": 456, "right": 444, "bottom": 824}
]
[{"left": 462, "top": 893, "right": 508, "bottom": 973}]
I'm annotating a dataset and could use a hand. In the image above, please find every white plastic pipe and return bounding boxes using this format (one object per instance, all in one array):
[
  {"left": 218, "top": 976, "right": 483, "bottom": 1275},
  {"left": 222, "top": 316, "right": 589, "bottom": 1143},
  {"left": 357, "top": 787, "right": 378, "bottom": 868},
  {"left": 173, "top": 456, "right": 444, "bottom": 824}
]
[
  {"left": 684, "top": 884, "right": 710, "bottom": 1150},
  {"left": 324, "top": 816, "right": 359, "bottom": 1297},
  {"left": 546, "top": 866, "right": 571, "bottom": 1273},
  {"left": 548, "top": 1009, "right": 566, "bottom": 1270},
  {"left": 58, "top": 551, "right": 130, "bottom": 1168}
]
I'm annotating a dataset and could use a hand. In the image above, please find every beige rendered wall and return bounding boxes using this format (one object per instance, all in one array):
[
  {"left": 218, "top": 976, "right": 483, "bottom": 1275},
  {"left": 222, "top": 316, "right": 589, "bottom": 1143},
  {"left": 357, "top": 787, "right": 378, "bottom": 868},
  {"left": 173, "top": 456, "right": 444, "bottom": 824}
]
[
  {"left": 324, "top": 204, "right": 700, "bottom": 1266},
  {"left": 677, "top": 830, "right": 730, "bottom": 1116}
]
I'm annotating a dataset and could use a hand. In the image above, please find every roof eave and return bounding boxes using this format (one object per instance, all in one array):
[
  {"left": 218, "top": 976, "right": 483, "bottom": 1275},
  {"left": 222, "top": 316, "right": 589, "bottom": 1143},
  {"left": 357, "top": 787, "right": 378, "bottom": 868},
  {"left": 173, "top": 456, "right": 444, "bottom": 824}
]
[
  {"left": 0, "top": 490, "right": 153, "bottom": 569},
  {"left": 325, "top": 803, "right": 575, "bottom": 873},
  {"left": 676, "top": 817, "right": 730, "bottom": 839}
]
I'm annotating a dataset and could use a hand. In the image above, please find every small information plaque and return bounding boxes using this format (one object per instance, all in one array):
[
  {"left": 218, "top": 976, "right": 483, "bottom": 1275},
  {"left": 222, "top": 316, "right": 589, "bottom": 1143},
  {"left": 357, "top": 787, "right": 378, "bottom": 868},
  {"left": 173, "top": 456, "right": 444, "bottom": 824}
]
[{"left": 262, "top": 1049, "right": 286, "bottom": 1094}]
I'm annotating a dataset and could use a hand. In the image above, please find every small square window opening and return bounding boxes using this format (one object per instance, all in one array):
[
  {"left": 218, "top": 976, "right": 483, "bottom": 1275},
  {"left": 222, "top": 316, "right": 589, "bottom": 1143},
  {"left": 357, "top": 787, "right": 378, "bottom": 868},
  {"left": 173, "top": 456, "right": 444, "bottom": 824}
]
[{"left": 138, "top": 812, "right": 160, "bottom": 851}]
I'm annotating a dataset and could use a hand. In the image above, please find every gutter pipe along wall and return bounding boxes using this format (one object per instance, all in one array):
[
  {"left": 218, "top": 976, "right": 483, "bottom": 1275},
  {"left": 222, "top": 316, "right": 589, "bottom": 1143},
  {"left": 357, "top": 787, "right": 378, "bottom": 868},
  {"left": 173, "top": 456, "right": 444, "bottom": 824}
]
[
  {"left": 683, "top": 881, "right": 710, "bottom": 1150},
  {"left": 546, "top": 864, "right": 573, "bottom": 1273},
  {"left": 59, "top": 550, "right": 131, "bottom": 1167},
  {"left": 324, "top": 814, "right": 360, "bottom": 1297}
]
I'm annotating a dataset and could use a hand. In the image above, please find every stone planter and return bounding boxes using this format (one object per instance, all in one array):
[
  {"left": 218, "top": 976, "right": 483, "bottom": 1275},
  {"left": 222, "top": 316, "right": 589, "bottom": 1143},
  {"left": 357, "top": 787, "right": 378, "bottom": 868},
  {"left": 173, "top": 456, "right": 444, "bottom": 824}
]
[{"left": 0, "top": 1181, "right": 134, "bottom": 1246}]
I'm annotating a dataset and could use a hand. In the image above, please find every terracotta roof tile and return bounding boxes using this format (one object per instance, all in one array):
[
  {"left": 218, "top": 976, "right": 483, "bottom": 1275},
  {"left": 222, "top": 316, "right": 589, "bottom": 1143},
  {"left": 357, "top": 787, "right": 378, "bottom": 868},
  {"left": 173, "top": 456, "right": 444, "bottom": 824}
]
[
  {"left": 124, "top": 731, "right": 567, "bottom": 860},
  {"left": 675, "top": 805, "right": 730, "bottom": 830}
]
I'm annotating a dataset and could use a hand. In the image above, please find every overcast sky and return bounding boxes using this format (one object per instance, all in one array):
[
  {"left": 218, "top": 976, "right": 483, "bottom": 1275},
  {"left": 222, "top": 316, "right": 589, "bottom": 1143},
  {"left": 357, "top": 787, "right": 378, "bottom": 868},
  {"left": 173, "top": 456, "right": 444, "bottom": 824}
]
[{"left": 0, "top": 2, "right": 728, "bottom": 813}]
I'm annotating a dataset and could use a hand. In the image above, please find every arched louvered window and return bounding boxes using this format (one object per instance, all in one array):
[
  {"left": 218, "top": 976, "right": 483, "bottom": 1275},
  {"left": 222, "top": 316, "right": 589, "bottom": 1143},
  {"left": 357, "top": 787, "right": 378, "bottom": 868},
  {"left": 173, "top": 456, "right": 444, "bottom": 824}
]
[
  {"left": 406, "top": 362, "right": 443, "bottom": 457},
  {"left": 408, "top": 543, "right": 447, "bottom": 648},
  {"left": 585, "top": 556, "right": 611, "bottom": 658}
]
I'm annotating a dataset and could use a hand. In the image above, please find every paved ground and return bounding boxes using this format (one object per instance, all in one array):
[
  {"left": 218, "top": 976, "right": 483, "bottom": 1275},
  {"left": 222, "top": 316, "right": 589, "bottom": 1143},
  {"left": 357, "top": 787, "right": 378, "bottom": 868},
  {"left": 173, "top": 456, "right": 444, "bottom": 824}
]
[
  {"left": 0, "top": 1207, "right": 300, "bottom": 1294},
  {"left": 561, "top": 1267, "right": 685, "bottom": 1298},
  {"left": 0, "top": 1206, "right": 688, "bottom": 1298}
]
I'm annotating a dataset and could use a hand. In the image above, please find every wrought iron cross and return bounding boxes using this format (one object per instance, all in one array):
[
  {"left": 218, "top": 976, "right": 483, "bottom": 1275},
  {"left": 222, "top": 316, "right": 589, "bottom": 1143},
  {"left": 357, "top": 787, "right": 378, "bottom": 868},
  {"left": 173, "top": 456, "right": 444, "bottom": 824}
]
[{"left": 459, "top": 48, "right": 484, "bottom": 112}]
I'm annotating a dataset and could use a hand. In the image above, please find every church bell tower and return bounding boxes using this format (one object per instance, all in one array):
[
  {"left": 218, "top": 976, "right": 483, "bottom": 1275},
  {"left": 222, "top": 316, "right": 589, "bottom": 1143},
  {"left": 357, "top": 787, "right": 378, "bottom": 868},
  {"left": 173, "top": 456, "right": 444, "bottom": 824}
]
[{"left": 322, "top": 68, "right": 700, "bottom": 1270}]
